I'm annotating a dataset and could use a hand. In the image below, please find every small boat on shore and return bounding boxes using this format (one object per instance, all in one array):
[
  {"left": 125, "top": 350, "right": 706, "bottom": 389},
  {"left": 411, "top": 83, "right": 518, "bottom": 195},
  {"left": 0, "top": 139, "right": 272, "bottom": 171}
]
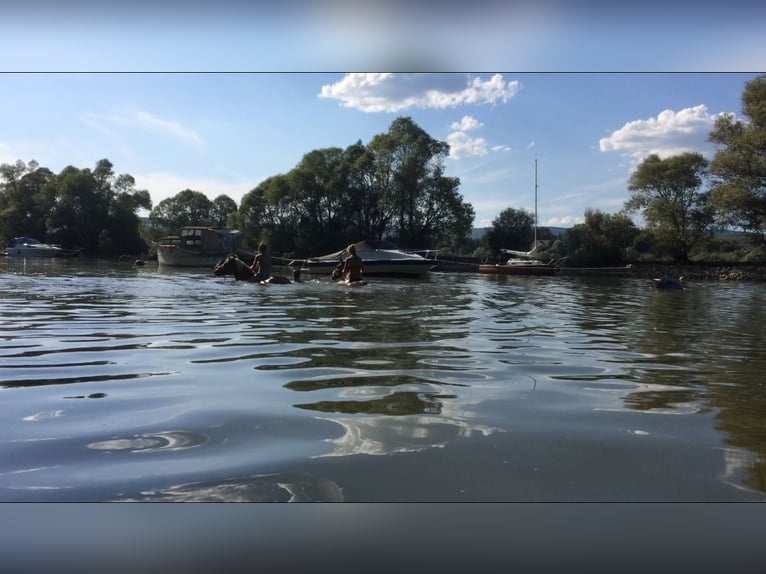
[
  {"left": 156, "top": 227, "right": 248, "bottom": 267},
  {"left": 291, "top": 239, "right": 434, "bottom": 278},
  {"left": 4, "top": 236, "right": 78, "bottom": 258}
]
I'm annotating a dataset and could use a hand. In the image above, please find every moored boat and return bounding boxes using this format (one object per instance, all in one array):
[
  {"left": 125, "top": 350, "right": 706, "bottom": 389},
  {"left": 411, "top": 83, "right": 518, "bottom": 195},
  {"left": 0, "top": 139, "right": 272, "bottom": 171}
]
[
  {"left": 480, "top": 159, "right": 557, "bottom": 276},
  {"left": 155, "top": 227, "right": 246, "bottom": 267},
  {"left": 478, "top": 257, "right": 558, "bottom": 275},
  {"left": 4, "top": 236, "right": 76, "bottom": 258},
  {"left": 291, "top": 239, "right": 434, "bottom": 278}
]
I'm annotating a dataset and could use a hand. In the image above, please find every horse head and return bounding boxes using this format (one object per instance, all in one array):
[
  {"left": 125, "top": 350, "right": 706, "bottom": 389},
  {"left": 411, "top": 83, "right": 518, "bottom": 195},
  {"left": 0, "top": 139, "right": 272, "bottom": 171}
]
[{"left": 213, "top": 254, "right": 254, "bottom": 280}]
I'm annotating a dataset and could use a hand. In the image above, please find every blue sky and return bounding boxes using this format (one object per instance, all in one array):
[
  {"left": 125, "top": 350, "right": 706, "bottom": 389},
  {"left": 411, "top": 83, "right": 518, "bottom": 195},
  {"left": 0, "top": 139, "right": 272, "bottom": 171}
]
[{"left": 1, "top": 2, "right": 764, "bottom": 229}]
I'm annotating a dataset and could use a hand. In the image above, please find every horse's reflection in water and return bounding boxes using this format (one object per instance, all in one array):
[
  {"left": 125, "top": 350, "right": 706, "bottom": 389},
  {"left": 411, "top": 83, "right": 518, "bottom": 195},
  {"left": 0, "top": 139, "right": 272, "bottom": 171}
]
[{"left": 213, "top": 254, "right": 300, "bottom": 284}]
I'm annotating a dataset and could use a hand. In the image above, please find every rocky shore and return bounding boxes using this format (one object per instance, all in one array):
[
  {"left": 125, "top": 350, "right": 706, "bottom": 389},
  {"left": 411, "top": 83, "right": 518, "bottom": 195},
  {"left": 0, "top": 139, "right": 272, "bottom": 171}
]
[{"left": 627, "top": 262, "right": 766, "bottom": 282}]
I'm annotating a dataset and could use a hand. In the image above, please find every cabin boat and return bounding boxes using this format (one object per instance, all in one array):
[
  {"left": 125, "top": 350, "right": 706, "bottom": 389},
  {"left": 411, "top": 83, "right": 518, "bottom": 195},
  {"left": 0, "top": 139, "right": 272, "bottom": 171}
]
[
  {"left": 155, "top": 227, "right": 245, "bottom": 267},
  {"left": 4, "top": 236, "right": 71, "bottom": 258},
  {"left": 291, "top": 239, "right": 434, "bottom": 278}
]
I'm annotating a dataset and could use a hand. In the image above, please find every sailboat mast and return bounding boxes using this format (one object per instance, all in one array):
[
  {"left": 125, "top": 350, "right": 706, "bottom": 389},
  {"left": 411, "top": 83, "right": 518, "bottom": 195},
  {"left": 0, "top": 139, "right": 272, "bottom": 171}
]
[{"left": 534, "top": 159, "right": 538, "bottom": 249}]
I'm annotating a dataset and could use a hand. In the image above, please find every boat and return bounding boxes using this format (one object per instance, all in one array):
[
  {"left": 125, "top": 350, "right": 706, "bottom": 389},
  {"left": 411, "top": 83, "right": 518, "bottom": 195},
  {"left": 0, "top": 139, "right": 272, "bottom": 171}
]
[
  {"left": 479, "top": 159, "right": 559, "bottom": 276},
  {"left": 478, "top": 251, "right": 559, "bottom": 275},
  {"left": 155, "top": 226, "right": 246, "bottom": 267},
  {"left": 291, "top": 239, "right": 434, "bottom": 278},
  {"left": 4, "top": 236, "right": 74, "bottom": 258}
]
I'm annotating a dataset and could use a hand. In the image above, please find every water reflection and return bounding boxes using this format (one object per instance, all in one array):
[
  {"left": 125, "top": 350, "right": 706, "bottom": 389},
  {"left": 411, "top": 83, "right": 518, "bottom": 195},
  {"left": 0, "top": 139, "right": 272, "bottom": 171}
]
[
  {"left": 2, "top": 261, "right": 766, "bottom": 500},
  {"left": 88, "top": 431, "right": 209, "bottom": 453},
  {"left": 316, "top": 415, "right": 500, "bottom": 457},
  {"left": 119, "top": 472, "right": 344, "bottom": 502}
]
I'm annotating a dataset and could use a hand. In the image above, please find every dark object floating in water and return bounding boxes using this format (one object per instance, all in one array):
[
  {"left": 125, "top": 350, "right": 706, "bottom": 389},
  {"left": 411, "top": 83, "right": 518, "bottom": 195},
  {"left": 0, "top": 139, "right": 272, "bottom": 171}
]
[
  {"left": 652, "top": 276, "right": 684, "bottom": 289},
  {"left": 64, "top": 392, "right": 108, "bottom": 399}
]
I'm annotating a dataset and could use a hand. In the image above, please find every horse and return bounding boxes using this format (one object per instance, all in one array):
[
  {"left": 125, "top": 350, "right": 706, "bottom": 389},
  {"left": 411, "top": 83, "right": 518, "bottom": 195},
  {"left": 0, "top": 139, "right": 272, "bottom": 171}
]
[{"left": 213, "top": 254, "right": 294, "bottom": 284}]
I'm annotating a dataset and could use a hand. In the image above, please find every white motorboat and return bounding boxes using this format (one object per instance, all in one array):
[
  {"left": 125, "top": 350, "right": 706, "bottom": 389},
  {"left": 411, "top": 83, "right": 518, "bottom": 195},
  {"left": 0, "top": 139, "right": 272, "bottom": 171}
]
[
  {"left": 4, "top": 237, "right": 69, "bottom": 258},
  {"left": 292, "top": 239, "right": 434, "bottom": 278}
]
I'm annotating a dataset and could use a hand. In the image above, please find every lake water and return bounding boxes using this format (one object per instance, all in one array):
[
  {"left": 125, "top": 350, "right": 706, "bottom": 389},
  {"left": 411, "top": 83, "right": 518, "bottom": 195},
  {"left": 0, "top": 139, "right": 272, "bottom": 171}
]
[{"left": 1, "top": 257, "right": 765, "bottom": 502}]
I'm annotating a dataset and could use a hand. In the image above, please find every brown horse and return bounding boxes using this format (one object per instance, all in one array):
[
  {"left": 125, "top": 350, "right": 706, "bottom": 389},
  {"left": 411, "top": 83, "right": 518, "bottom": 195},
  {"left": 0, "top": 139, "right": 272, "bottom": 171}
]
[{"left": 213, "top": 254, "right": 295, "bottom": 284}]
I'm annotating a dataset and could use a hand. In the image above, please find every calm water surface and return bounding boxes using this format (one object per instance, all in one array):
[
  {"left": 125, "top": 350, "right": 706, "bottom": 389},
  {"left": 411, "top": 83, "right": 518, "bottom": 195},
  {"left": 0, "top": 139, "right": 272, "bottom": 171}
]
[{"left": 1, "top": 257, "right": 764, "bottom": 501}]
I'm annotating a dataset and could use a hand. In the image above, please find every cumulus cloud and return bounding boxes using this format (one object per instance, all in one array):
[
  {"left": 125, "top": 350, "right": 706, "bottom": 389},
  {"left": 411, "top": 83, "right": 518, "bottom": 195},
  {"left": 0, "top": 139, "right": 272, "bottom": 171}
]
[
  {"left": 446, "top": 114, "right": 512, "bottom": 159},
  {"left": 447, "top": 131, "right": 488, "bottom": 159},
  {"left": 599, "top": 104, "right": 732, "bottom": 161},
  {"left": 319, "top": 73, "right": 521, "bottom": 112},
  {"left": 450, "top": 116, "right": 483, "bottom": 131}
]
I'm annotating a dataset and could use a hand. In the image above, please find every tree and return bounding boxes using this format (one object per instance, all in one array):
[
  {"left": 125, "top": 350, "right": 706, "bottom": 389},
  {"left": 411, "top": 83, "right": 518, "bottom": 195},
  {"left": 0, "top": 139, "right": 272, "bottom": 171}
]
[
  {"left": 210, "top": 195, "right": 238, "bottom": 228},
  {"left": 708, "top": 74, "right": 766, "bottom": 244},
  {"left": 483, "top": 207, "right": 535, "bottom": 256},
  {"left": 625, "top": 152, "right": 714, "bottom": 261},
  {"left": 367, "top": 117, "right": 454, "bottom": 247},
  {"left": 0, "top": 160, "right": 56, "bottom": 244},
  {"left": 107, "top": 173, "right": 152, "bottom": 255},
  {"left": 549, "top": 209, "right": 639, "bottom": 266},
  {"left": 149, "top": 189, "right": 213, "bottom": 234},
  {"left": 342, "top": 140, "right": 391, "bottom": 241}
]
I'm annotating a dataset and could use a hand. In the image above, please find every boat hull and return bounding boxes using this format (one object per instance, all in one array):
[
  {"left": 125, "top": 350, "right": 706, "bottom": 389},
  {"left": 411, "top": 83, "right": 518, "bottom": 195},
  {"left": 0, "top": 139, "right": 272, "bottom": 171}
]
[
  {"left": 5, "top": 237, "right": 69, "bottom": 258},
  {"left": 478, "top": 264, "right": 556, "bottom": 276},
  {"left": 304, "top": 259, "right": 433, "bottom": 278},
  {"left": 156, "top": 246, "right": 227, "bottom": 267},
  {"left": 6, "top": 247, "right": 65, "bottom": 258}
]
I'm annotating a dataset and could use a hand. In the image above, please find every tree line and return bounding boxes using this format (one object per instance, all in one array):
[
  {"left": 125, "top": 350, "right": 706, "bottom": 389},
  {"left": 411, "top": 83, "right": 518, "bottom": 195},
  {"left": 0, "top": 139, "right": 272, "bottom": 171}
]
[
  {"left": 2, "top": 76, "right": 765, "bottom": 263},
  {"left": 489, "top": 74, "right": 766, "bottom": 265}
]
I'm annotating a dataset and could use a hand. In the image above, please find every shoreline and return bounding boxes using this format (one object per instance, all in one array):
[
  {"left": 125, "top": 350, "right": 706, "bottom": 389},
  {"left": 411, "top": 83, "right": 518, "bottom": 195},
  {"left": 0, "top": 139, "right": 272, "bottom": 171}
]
[{"left": 626, "top": 262, "right": 766, "bottom": 282}]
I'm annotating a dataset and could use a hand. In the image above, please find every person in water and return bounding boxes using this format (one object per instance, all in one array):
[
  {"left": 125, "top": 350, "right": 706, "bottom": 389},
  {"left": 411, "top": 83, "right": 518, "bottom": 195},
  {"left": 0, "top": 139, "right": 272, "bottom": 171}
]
[
  {"left": 250, "top": 242, "right": 272, "bottom": 281},
  {"left": 341, "top": 244, "right": 364, "bottom": 282}
]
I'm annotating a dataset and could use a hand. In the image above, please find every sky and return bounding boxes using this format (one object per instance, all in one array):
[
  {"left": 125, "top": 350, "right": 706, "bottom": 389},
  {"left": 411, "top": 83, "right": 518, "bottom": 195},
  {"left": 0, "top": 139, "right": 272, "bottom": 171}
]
[{"left": 1, "top": 1, "right": 764, "bottom": 230}]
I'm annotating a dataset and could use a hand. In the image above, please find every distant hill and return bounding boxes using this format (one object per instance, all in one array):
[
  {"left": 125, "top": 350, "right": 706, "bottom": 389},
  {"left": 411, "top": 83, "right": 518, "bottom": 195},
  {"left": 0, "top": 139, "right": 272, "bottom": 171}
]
[{"left": 472, "top": 226, "right": 748, "bottom": 240}]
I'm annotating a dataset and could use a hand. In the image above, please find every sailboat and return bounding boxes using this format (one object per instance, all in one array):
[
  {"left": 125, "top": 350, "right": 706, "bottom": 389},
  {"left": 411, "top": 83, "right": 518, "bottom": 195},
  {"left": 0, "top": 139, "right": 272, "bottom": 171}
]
[{"left": 478, "top": 159, "right": 558, "bottom": 275}]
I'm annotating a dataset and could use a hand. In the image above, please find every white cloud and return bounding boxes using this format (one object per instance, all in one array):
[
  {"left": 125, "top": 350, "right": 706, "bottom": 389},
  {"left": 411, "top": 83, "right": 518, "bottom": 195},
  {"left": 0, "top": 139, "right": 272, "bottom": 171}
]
[
  {"left": 447, "top": 131, "right": 488, "bottom": 159},
  {"left": 544, "top": 215, "right": 584, "bottom": 227},
  {"left": 450, "top": 116, "right": 483, "bottom": 131},
  {"left": 80, "top": 110, "right": 204, "bottom": 150},
  {"left": 319, "top": 73, "right": 521, "bottom": 112},
  {"left": 446, "top": 113, "right": 511, "bottom": 160},
  {"left": 599, "top": 104, "right": 732, "bottom": 161}
]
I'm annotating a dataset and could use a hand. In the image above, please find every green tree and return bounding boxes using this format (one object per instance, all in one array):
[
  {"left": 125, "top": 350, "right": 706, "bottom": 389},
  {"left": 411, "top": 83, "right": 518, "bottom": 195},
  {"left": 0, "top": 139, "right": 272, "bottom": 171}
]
[
  {"left": 0, "top": 160, "right": 56, "bottom": 244},
  {"left": 44, "top": 165, "right": 106, "bottom": 251},
  {"left": 107, "top": 173, "right": 152, "bottom": 255},
  {"left": 708, "top": 74, "right": 766, "bottom": 244},
  {"left": 549, "top": 209, "right": 639, "bottom": 266},
  {"left": 483, "top": 207, "right": 535, "bottom": 256},
  {"left": 342, "top": 140, "right": 391, "bottom": 241},
  {"left": 210, "top": 194, "right": 238, "bottom": 228},
  {"left": 367, "top": 117, "right": 453, "bottom": 247},
  {"left": 289, "top": 147, "right": 348, "bottom": 250},
  {"left": 239, "top": 174, "right": 300, "bottom": 254},
  {"left": 625, "top": 152, "right": 714, "bottom": 261},
  {"left": 149, "top": 189, "right": 213, "bottom": 235}
]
